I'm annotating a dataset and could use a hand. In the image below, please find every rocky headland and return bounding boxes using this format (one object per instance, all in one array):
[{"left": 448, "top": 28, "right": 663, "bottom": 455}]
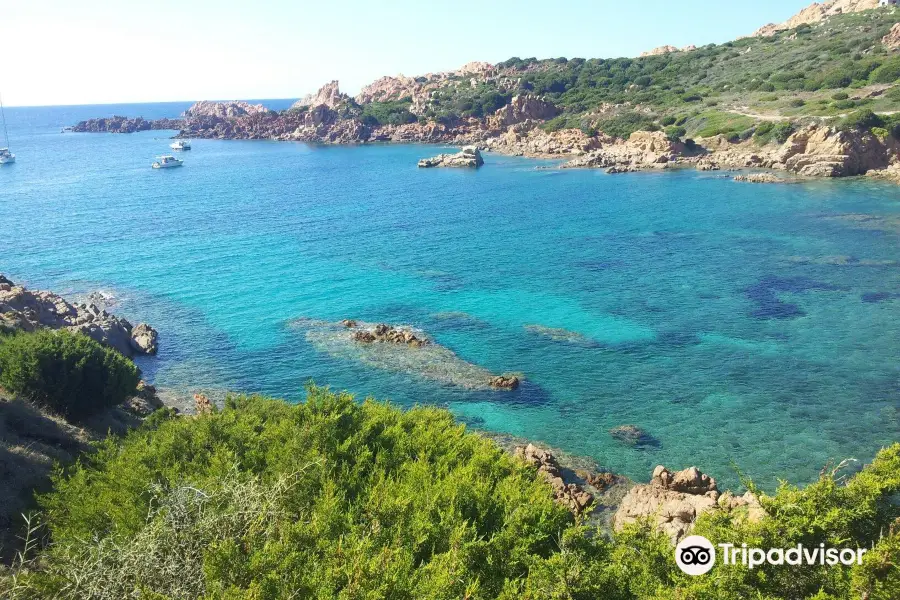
[
  {"left": 0, "top": 275, "right": 158, "bottom": 357},
  {"left": 71, "top": 116, "right": 183, "bottom": 134}
]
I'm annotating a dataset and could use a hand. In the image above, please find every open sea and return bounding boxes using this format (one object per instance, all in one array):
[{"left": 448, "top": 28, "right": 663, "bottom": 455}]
[{"left": 1, "top": 101, "right": 898, "bottom": 489}]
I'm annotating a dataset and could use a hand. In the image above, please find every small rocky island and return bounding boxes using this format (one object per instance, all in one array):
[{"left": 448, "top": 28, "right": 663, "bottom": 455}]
[{"left": 418, "top": 146, "right": 484, "bottom": 168}]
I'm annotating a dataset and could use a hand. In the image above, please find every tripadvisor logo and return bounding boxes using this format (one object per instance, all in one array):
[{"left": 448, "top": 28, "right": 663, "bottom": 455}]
[
  {"left": 675, "top": 535, "right": 716, "bottom": 575},
  {"left": 675, "top": 535, "right": 868, "bottom": 576}
]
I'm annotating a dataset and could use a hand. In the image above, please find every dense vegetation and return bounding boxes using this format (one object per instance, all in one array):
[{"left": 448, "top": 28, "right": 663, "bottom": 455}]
[
  {"left": 360, "top": 100, "right": 419, "bottom": 127},
  {"left": 414, "top": 10, "right": 900, "bottom": 141},
  {"left": 0, "top": 330, "right": 139, "bottom": 419},
  {"left": 2, "top": 383, "right": 898, "bottom": 599}
]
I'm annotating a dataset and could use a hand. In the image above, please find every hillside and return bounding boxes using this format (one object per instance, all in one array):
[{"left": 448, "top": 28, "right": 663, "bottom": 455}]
[{"left": 73, "top": 6, "right": 900, "bottom": 183}]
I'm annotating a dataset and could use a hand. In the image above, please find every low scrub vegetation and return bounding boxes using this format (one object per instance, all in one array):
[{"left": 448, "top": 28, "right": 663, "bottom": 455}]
[
  {"left": 0, "top": 330, "right": 139, "bottom": 420},
  {"left": 2, "top": 383, "right": 898, "bottom": 599}
]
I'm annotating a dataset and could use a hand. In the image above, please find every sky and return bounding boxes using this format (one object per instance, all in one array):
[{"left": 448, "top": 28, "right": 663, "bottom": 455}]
[{"left": 1, "top": 0, "right": 818, "bottom": 107}]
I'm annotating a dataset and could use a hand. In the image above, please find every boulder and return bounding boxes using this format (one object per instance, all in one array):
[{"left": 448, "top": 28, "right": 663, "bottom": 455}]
[
  {"left": 488, "top": 375, "right": 520, "bottom": 390},
  {"left": 130, "top": 323, "right": 159, "bottom": 355},
  {"left": 418, "top": 146, "right": 484, "bottom": 168},
  {"left": 776, "top": 125, "right": 896, "bottom": 177},
  {"left": 514, "top": 443, "right": 594, "bottom": 515},
  {"left": 613, "top": 465, "right": 720, "bottom": 543},
  {"left": 349, "top": 322, "right": 430, "bottom": 347}
]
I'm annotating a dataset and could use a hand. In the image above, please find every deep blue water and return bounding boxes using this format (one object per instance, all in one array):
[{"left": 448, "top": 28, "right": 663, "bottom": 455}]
[{"left": 1, "top": 103, "right": 898, "bottom": 489}]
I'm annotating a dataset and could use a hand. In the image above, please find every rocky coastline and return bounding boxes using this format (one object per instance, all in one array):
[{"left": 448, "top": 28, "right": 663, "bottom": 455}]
[
  {"left": 71, "top": 88, "right": 900, "bottom": 183},
  {"left": 0, "top": 275, "right": 158, "bottom": 357}
]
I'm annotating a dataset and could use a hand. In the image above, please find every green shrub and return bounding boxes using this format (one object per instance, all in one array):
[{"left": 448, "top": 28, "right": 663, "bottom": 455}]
[
  {"left": 21, "top": 390, "right": 581, "bottom": 598},
  {"left": 360, "top": 101, "right": 418, "bottom": 127},
  {"left": 788, "top": 98, "right": 806, "bottom": 107},
  {"left": 9, "top": 390, "right": 899, "bottom": 600},
  {"left": 833, "top": 99, "right": 858, "bottom": 110},
  {"left": 0, "top": 330, "right": 139, "bottom": 419},
  {"left": 832, "top": 92, "right": 850, "bottom": 101},
  {"left": 664, "top": 125, "right": 687, "bottom": 141},
  {"left": 596, "top": 111, "right": 658, "bottom": 139},
  {"left": 839, "top": 109, "right": 883, "bottom": 132},
  {"left": 772, "top": 121, "right": 796, "bottom": 144},
  {"left": 869, "top": 57, "right": 900, "bottom": 84},
  {"left": 660, "top": 115, "right": 677, "bottom": 126}
]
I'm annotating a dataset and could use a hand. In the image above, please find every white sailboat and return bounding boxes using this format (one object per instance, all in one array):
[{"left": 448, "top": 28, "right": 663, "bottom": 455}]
[{"left": 0, "top": 91, "right": 14, "bottom": 165}]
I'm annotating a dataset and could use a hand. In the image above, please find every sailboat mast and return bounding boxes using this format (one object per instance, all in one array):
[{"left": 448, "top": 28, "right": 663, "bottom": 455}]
[{"left": 0, "top": 91, "right": 9, "bottom": 149}]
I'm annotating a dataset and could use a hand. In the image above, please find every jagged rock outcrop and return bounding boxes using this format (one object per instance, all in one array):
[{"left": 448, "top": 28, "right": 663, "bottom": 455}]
[
  {"left": 752, "top": 0, "right": 881, "bottom": 37},
  {"left": 293, "top": 81, "right": 350, "bottom": 110},
  {"left": 613, "top": 465, "right": 720, "bottom": 543},
  {"left": 562, "top": 130, "right": 682, "bottom": 170},
  {"left": 183, "top": 100, "right": 269, "bottom": 119},
  {"left": 614, "top": 465, "right": 766, "bottom": 543},
  {"left": 485, "top": 125, "right": 608, "bottom": 157},
  {"left": 776, "top": 124, "right": 896, "bottom": 176},
  {"left": 351, "top": 323, "right": 430, "bottom": 348},
  {"left": 0, "top": 276, "right": 158, "bottom": 358},
  {"left": 883, "top": 22, "right": 900, "bottom": 48},
  {"left": 515, "top": 443, "right": 594, "bottom": 515},
  {"left": 418, "top": 146, "right": 484, "bottom": 168},
  {"left": 486, "top": 95, "right": 558, "bottom": 129},
  {"left": 488, "top": 375, "right": 520, "bottom": 390},
  {"left": 71, "top": 116, "right": 183, "bottom": 134},
  {"left": 639, "top": 44, "right": 697, "bottom": 57}
]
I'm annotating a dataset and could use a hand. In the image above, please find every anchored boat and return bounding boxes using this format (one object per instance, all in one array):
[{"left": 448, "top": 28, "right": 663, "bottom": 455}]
[
  {"left": 170, "top": 139, "right": 191, "bottom": 151},
  {"left": 0, "top": 92, "right": 14, "bottom": 165},
  {"left": 152, "top": 155, "right": 183, "bottom": 169}
]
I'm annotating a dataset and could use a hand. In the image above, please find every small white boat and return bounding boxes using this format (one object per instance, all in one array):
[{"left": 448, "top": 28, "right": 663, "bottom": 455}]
[
  {"left": 170, "top": 140, "right": 191, "bottom": 151},
  {"left": 0, "top": 91, "right": 13, "bottom": 165},
  {"left": 152, "top": 155, "right": 183, "bottom": 169}
]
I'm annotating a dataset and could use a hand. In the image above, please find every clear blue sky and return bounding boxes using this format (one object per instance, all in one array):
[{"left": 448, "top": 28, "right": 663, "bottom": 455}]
[{"left": 2, "top": 0, "right": 815, "bottom": 107}]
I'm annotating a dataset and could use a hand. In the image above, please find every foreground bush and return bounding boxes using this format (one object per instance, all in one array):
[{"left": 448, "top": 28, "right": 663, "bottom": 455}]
[
  {"left": 3, "top": 387, "right": 898, "bottom": 599},
  {"left": 0, "top": 330, "right": 139, "bottom": 419}
]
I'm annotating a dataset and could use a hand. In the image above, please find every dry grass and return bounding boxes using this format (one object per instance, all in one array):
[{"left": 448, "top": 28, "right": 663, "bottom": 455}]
[{"left": 0, "top": 388, "right": 147, "bottom": 564}]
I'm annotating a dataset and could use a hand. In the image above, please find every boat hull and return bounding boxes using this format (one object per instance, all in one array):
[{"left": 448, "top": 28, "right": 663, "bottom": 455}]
[
  {"left": 152, "top": 161, "right": 183, "bottom": 169},
  {"left": 0, "top": 155, "right": 15, "bottom": 165}
]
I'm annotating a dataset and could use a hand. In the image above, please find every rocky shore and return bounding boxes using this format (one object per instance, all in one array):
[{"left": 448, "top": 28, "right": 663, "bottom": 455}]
[
  {"left": 71, "top": 87, "right": 900, "bottom": 183},
  {"left": 71, "top": 116, "right": 183, "bottom": 134},
  {"left": 0, "top": 275, "right": 158, "bottom": 357}
]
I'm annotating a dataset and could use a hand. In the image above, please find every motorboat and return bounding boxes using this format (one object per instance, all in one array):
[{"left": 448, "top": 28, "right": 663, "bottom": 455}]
[
  {"left": 170, "top": 139, "right": 191, "bottom": 151},
  {"left": 152, "top": 155, "right": 183, "bottom": 169}
]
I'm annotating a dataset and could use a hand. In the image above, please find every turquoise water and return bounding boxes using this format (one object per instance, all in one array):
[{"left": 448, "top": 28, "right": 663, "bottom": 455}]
[{"left": 1, "top": 103, "right": 898, "bottom": 489}]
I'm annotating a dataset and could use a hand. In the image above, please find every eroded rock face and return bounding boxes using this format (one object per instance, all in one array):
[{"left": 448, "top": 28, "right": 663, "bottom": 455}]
[
  {"left": 883, "top": 22, "right": 900, "bottom": 49},
  {"left": 487, "top": 95, "right": 558, "bottom": 130},
  {"left": 562, "top": 131, "right": 681, "bottom": 170},
  {"left": 613, "top": 465, "right": 719, "bottom": 543},
  {"left": 183, "top": 101, "right": 269, "bottom": 119},
  {"left": 515, "top": 443, "right": 594, "bottom": 515},
  {"left": 0, "top": 276, "right": 158, "bottom": 358},
  {"left": 777, "top": 125, "right": 895, "bottom": 177},
  {"left": 418, "top": 146, "right": 484, "bottom": 168},
  {"left": 293, "top": 81, "right": 350, "bottom": 110}
]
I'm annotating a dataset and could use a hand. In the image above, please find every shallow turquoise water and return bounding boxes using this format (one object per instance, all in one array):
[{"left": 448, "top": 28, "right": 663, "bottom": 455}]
[{"left": 1, "top": 104, "right": 898, "bottom": 489}]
